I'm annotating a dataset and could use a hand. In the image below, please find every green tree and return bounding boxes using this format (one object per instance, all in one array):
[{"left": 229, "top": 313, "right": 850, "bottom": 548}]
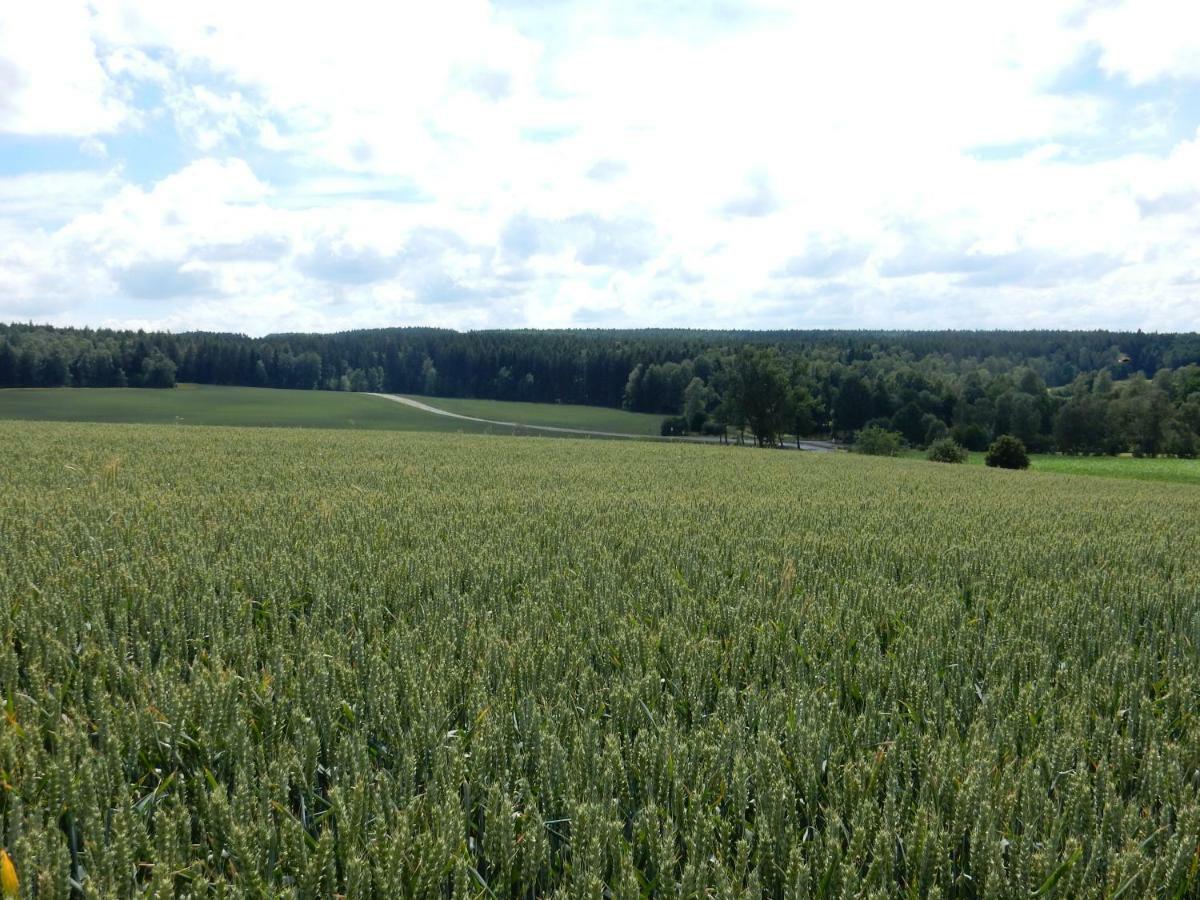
[
  {"left": 951, "top": 422, "right": 990, "bottom": 451},
  {"left": 890, "top": 402, "right": 926, "bottom": 446},
  {"left": 923, "top": 416, "right": 949, "bottom": 446},
  {"left": 728, "top": 349, "right": 791, "bottom": 447},
  {"left": 833, "top": 373, "right": 872, "bottom": 436},
  {"left": 140, "top": 351, "right": 177, "bottom": 389},
  {"left": 1053, "top": 395, "right": 1109, "bottom": 454},
  {"left": 682, "top": 377, "right": 711, "bottom": 432},
  {"left": 0, "top": 340, "right": 15, "bottom": 387},
  {"left": 621, "top": 364, "right": 644, "bottom": 411},
  {"left": 1165, "top": 420, "right": 1197, "bottom": 458},
  {"left": 38, "top": 349, "right": 70, "bottom": 387},
  {"left": 788, "top": 385, "right": 818, "bottom": 446},
  {"left": 294, "top": 352, "right": 323, "bottom": 390},
  {"left": 420, "top": 356, "right": 439, "bottom": 395}
]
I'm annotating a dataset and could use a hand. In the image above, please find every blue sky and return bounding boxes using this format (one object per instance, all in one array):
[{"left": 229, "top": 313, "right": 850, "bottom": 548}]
[{"left": 1, "top": 0, "right": 1198, "bottom": 334}]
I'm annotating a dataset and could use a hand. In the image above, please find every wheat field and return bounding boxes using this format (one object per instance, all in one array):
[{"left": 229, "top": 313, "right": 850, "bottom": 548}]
[{"left": 1, "top": 421, "right": 1197, "bottom": 897}]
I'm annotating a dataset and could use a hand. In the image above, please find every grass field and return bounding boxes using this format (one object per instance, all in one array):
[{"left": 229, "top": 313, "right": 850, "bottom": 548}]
[
  {"left": 0, "top": 385, "right": 667, "bottom": 438},
  {"left": 2, "top": 420, "right": 1197, "bottom": 897},
  {"left": 0, "top": 384, "right": 493, "bottom": 432},
  {"left": 401, "top": 394, "right": 666, "bottom": 435},
  {"left": 901, "top": 448, "right": 1200, "bottom": 485}
]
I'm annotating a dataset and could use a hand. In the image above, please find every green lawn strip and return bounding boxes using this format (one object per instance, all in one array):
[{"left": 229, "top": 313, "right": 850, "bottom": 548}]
[{"left": 898, "top": 447, "right": 1200, "bottom": 485}]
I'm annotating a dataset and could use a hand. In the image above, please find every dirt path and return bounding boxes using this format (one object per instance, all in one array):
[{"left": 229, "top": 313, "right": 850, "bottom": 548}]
[{"left": 366, "top": 393, "right": 839, "bottom": 450}]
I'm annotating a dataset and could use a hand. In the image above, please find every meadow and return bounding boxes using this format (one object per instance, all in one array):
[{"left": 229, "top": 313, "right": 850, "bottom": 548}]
[
  {"left": 1018, "top": 454, "right": 1200, "bottom": 486},
  {"left": 1, "top": 420, "right": 1198, "bottom": 897},
  {"left": 0, "top": 386, "right": 664, "bottom": 439},
  {"left": 395, "top": 395, "right": 666, "bottom": 436},
  {"left": 900, "top": 449, "right": 1200, "bottom": 486},
  {"left": 0, "top": 385, "right": 487, "bottom": 433}
]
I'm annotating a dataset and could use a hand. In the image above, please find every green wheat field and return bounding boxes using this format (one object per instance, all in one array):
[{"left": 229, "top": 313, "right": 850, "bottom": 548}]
[{"left": 2, "top": 420, "right": 1198, "bottom": 897}]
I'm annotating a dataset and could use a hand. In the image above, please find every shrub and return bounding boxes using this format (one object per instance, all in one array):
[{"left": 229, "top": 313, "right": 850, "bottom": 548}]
[
  {"left": 985, "top": 434, "right": 1030, "bottom": 469},
  {"left": 927, "top": 438, "right": 968, "bottom": 463},
  {"left": 854, "top": 426, "right": 902, "bottom": 457}
]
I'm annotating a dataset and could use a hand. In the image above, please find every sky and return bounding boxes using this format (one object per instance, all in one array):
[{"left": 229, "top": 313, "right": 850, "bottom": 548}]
[{"left": 0, "top": 1, "right": 1198, "bottom": 336}]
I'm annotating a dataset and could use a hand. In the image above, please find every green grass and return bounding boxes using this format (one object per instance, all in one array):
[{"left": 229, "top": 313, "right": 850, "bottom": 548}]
[
  {"left": 1022, "top": 453, "right": 1200, "bottom": 485},
  {"left": 400, "top": 393, "right": 667, "bottom": 435},
  {"left": 2, "top": 420, "right": 1198, "bottom": 897},
  {"left": 0, "top": 385, "right": 669, "bottom": 437},
  {"left": 901, "top": 447, "right": 1200, "bottom": 485},
  {"left": 0, "top": 385, "right": 503, "bottom": 433}
]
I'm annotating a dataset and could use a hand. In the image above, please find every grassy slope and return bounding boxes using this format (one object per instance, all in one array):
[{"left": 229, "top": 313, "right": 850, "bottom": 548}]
[
  {"left": 0, "top": 385, "right": 666, "bottom": 436},
  {"left": 901, "top": 448, "right": 1200, "bottom": 485},
  {"left": 0, "top": 385, "right": 504, "bottom": 433},
  {"left": 401, "top": 393, "right": 666, "bottom": 435}
]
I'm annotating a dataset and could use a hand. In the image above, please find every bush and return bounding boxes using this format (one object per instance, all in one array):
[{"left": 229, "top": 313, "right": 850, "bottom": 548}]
[
  {"left": 926, "top": 438, "right": 968, "bottom": 463},
  {"left": 985, "top": 434, "right": 1029, "bottom": 469},
  {"left": 854, "top": 426, "right": 902, "bottom": 457},
  {"left": 660, "top": 416, "right": 688, "bottom": 437}
]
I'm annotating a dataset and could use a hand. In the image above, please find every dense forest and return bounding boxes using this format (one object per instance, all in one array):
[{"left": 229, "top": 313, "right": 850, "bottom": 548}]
[{"left": 3, "top": 322, "right": 1199, "bottom": 456}]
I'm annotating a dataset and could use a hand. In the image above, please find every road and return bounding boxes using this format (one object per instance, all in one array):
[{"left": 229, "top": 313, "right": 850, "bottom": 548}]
[{"left": 367, "top": 393, "right": 840, "bottom": 451}]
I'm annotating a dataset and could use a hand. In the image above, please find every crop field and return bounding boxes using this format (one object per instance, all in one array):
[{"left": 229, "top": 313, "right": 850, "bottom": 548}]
[{"left": 2, "top": 421, "right": 1198, "bottom": 897}]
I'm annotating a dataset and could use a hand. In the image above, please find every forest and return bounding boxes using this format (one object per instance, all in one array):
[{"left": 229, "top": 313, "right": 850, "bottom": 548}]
[{"left": 3, "top": 322, "right": 1199, "bottom": 456}]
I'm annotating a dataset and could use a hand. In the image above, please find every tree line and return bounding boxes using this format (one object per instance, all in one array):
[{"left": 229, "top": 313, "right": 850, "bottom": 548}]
[{"left": 3, "top": 322, "right": 1199, "bottom": 456}]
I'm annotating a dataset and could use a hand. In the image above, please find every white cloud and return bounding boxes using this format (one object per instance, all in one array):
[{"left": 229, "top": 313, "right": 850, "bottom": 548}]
[
  {"left": 0, "top": 170, "right": 122, "bottom": 225},
  {"left": 0, "top": 1, "right": 1198, "bottom": 332},
  {"left": 167, "top": 86, "right": 262, "bottom": 151},
  {"left": 1085, "top": 0, "right": 1200, "bottom": 84},
  {"left": 0, "top": 1, "right": 127, "bottom": 136}
]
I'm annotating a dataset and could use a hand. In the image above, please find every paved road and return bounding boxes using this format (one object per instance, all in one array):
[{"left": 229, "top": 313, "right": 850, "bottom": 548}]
[{"left": 367, "top": 393, "right": 840, "bottom": 451}]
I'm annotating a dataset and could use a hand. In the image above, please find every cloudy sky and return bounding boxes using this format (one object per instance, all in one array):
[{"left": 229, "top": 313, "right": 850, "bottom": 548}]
[{"left": 1, "top": 1, "right": 1198, "bottom": 335}]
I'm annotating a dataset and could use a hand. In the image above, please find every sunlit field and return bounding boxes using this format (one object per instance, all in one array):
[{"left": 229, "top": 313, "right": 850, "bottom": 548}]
[
  {"left": 900, "top": 448, "right": 1200, "bottom": 486},
  {"left": 395, "top": 394, "right": 666, "bottom": 435},
  {"left": 2, "top": 420, "right": 1197, "bottom": 897},
  {"left": 0, "top": 385, "right": 481, "bottom": 432},
  {"left": 0, "top": 385, "right": 667, "bottom": 439}
]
